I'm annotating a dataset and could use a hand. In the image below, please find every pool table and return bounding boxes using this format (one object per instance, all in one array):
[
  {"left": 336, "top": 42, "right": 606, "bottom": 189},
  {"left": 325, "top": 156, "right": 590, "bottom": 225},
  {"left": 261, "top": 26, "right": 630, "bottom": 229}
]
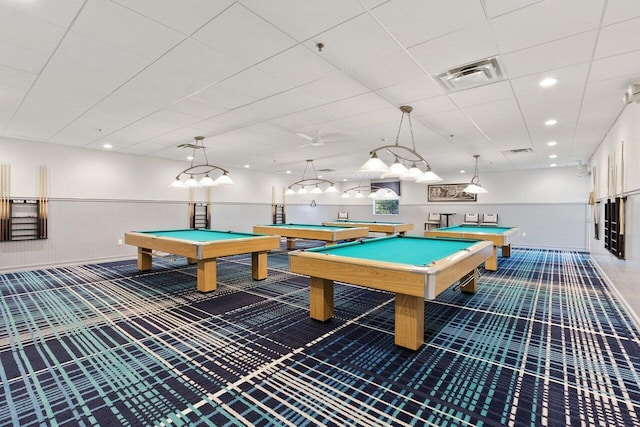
[
  {"left": 425, "top": 225, "right": 519, "bottom": 271},
  {"left": 124, "top": 229, "right": 280, "bottom": 293},
  {"left": 253, "top": 223, "right": 369, "bottom": 249},
  {"left": 289, "top": 235, "right": 493, "bottom": 350},
  {"left": 322, "top": 220, "right": 414, "bottom": 235}
]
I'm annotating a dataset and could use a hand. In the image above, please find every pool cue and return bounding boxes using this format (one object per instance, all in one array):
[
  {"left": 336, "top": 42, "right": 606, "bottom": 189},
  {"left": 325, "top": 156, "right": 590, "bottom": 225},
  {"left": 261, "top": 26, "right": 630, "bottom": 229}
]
[
  {"left": 0, "top": 164, "right": 8, "bottom": 241},
  {"left": 592, "top": 165, "right": 598, "bottom": 239},
  {"left": 620, "top": 142, "right": 625, "bottom": 238}
]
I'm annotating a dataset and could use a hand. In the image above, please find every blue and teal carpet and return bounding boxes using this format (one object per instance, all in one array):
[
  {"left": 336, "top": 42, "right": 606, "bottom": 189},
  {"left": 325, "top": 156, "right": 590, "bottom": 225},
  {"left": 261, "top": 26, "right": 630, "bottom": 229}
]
[{"left": 1, "top": 245, "right": 639, "bottom": 426}]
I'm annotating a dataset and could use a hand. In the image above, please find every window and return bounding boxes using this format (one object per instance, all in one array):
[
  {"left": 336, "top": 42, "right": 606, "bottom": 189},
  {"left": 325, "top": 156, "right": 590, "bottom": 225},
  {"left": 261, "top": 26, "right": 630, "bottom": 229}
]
[{"left": 373, "top": 199, "right": 399, "bottom": 215}]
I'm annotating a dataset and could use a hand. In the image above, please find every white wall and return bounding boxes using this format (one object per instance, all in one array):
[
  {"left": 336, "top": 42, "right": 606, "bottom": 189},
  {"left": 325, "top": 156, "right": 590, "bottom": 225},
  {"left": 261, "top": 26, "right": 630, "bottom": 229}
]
[
  {"left": 1, "top": 136, "right": 590, "bottom": 271},
  {"left": 588, "top": 102, "right": 639, "bottom": 270}
]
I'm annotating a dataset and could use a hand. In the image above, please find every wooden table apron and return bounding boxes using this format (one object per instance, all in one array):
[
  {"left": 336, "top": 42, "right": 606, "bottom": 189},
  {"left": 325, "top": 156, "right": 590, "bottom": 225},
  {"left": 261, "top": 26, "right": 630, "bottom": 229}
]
[
  {"left": 124, "top": 231, "right": 280, "bottom": 293},
  {"left": 425, "top": 227, "right": 519, "bottom": 271},
  {"left": 289, "top": 239, "right": 492, "bottom": 350},
  {"left": 321, "top": 221, "right": 414, "bottom": 235},
  {"left": 253, "top": 224, "right": 369, "bottom": 249}
]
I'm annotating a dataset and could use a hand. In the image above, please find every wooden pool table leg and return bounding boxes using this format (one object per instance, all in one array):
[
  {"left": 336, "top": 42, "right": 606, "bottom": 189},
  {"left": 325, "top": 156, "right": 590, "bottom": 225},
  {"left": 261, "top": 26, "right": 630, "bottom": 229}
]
[
  {"left": 251, "top": 251, "right": 268, "bottom": 280},
  {"left": 197, "top": 259, "right": 217, "bottom": 293},
  {"left": 310, "top": 277, "right": 334, "bottom": 321},
  {"left": 286, "top": 238, "right": 296, "bottom": 250},
  {"left": 138, "top": 247, "right": 152, "bottom": 271},
  {"left": 395, "top": 293, "right": 424, "bottom": 351},
  {"left": 502, "top": 244, "right": 511, "bottom": 257},
  {"left": 484, "top": 246, "right": 498, "bottom": 271},
  {"left": 460, "top": 269, "right": 479, "bottom": 293}
]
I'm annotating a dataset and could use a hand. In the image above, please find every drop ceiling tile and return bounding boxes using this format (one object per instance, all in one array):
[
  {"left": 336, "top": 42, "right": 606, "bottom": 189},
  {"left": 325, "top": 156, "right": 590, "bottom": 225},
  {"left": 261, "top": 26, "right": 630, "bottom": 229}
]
[
  {"left": 461, "top": 98, "right": 530, "bottom": 149},
  {"left": 594, "top": 16, "right": 640, "bottom": 59},
  {"left": 410, "top": 96, "right": 458, "bottom": 116},
  {"left": 0, "top": 5, "right": 66, "bottom": 54},
  {"left": 491, "top": 0, "right": 604, "bottom": 53},
  {"left": 303, "top": 14, "right": 403, "bottom": 73},
  {"left": 5, "top": 93, "right": 90, "bottom": 141},
  {"left": 0, "top": 64, "right": 37, "bottom": 89},
  {"left": 191, "top": 67, "right": 291, "bottom": 109},
  {"left": 112, "top": 0, "right": 234, "bottom": 35},
  {"left": 157, "top": 38, "right": 248, "bottom": 82},
  {"left": 147, "top": 109, "right": 203, "bottom": 127},
  {"left": 348, "top": 50, "right": 426, "bottom": 91},
  {"left": 115, "top": 62, "right": 213, "bottom": 107},
  {"left": 71, "top": 0, "right": 185, "bottom": 60},
  {"left": 0, "top": 40, "right": 49, "bottom": 74},
  {"left": 299, "top": 73, "right": 371, "bottom": 104},
  {"left": 484, "top": 0, "right": 541, "bottom": 18},
  {"left": 168, "top": 98, "right": 228, "bottom": 120},
  {"left": 447, "top": 81, "right": 514, "bottom": 108},
  {"left": 375, "top": 75, "right": 444, "bottom": 105},
  {"left": 0, "top": 0, "right": 84, "bottom": 27},
  {"left": 409, "top": 22, "right": 499, "bottom": 75},
  {"left": 589, "top": 50, "right": 640, "bottom": 82},
  {"left": 510, "top": 63, "right": 590, "bottom": 97},
  {"left": 193, "top": 3, "right": 297, "bottom": 65},
  {"left": 372, "top": 0, "right": 487, "bottom": 47},
  {"left": 255, "top": 45, "right": 340, "bottom": 86},
  {"left": 240, "top": 0, "right": 367, "bottom": 41},
  {"left": 501, "top": 31, "right": 597, "bottom": 78},
  {"left": 602, "top": 1, "right": 640, "bottom": 25}
]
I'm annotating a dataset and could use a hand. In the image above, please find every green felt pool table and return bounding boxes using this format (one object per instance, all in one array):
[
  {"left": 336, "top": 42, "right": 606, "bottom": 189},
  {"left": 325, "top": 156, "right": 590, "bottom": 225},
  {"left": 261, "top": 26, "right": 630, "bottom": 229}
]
[
  {"left": 425, "top": 225, "right": 519, "bottom": 271},
  {"left": 322, "top": 220, "right": 414, "bottom": 235},
  {"left": 289, "top": 235, "right": 493, "bottom": 350},
  {"left": 253, "top": 223, "right": 369, "bottom": 249},
  {"left": 124, "top": 229, "right": 280, "bottom": 293}
]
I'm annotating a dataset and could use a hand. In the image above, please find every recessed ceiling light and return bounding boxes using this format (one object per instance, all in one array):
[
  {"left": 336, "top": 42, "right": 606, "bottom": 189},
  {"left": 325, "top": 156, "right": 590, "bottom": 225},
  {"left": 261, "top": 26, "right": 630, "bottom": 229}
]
[
  {"left": 318, "top": 175, "right": 323, "bottom": 179},
  {"left": 545, "top": 119, "right": 558, "bottom": 126},
  {"left": 187, "top": 156, "right": 193, "bottom": 160},
  {"left": 459, "top": 170, "right": 465, "bottom": 174},
  {"left": 343, "top": 178, "right": 347, "bottom": 181},
  {"left": 244, "top": 164, "right": 250, "bottom": 168},
  {"left": 103, "top": 143, "right": 112, "bottom": 149},
  {"left": 550, "top": 163, "right": 557, "bottom": 167},
  {"left": 539, "top": 77, "right": 557, "bottom": 88},
  {"left": 286, "top": 170, "right": 291, "bottom": 174},
  {"left": 547, "top": 140, "right": 557, "bottom": 146},
  {"left": 549, "top": 154, "right": 557, "bottom": 159}
]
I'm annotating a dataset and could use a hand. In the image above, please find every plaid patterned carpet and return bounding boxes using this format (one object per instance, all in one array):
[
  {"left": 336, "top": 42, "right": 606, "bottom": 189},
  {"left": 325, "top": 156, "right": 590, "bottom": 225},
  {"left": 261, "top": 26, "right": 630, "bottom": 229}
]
[{"left": 1, "top": 243, "right": 639, "bottom": 426}]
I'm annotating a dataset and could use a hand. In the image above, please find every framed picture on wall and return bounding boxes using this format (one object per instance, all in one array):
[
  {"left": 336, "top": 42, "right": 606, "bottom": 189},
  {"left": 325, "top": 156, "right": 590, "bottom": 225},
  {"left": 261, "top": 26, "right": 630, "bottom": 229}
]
[{"left": 428, "top": 184, "right": 477, "bottom": 202}]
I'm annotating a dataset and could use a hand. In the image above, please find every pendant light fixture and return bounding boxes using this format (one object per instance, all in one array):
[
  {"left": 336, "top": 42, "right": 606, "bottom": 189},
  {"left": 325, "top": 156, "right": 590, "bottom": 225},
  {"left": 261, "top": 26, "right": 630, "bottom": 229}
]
[
  {"left": 359, "top": 106, "right": 442, "bottom": 183},
  {"left": 463, "top": 154, "right": 488, "bottom": 194}
]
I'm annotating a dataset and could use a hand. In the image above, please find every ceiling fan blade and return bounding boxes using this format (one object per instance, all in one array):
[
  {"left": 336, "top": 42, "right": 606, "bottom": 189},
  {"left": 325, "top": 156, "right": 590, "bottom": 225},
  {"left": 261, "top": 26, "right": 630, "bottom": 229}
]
[
  {"left": 296, "top": 132, "right": 313, "bottom": 141},
  {"left": 298, "top": 143, "right": 314, "bottom": 148}
]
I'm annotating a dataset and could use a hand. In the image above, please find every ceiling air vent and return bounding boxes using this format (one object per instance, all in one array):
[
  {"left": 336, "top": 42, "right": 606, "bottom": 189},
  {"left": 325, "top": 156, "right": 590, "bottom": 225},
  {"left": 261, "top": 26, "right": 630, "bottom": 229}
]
[
  {"left": 436, "top": 57, "right": 505, "bottom": 91},
  {"left": 504, "top": 148, "right": 533, "bottom": 155}
]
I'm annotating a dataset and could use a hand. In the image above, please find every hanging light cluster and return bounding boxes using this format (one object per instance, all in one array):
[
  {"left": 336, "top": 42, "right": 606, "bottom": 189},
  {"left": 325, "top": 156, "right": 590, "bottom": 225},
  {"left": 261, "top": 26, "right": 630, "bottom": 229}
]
[
  {"left": 359, "top": 106, "right": 442, "bottom": 183},
  {"left": 285, "top": 160, "right": 338, "bottom": 195},
  {"left": 169, "top": 136, "right": 233, "bottom": 188}
]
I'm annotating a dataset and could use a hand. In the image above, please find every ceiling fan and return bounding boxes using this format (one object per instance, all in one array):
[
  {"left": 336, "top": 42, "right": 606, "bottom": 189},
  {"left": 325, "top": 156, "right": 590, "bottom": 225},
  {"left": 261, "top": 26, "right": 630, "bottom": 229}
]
[{"left": 297, "top": 130, "right": 344, "bottom": 148}]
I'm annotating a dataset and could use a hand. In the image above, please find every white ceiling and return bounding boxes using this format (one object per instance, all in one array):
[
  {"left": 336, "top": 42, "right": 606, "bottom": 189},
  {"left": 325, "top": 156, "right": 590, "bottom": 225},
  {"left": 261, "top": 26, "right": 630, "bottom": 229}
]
[{"left": 1, "top": 0, "right": 640, "bottom": 180}]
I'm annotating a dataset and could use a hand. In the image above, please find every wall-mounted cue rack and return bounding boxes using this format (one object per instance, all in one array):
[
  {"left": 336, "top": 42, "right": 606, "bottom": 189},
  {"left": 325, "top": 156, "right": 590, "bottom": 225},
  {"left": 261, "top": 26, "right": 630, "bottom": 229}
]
[
  {"left": 0, "top": 164, "right": 49, "bottom": 242},
  {"left": 604, "top": 197, "right": 625, "bottom": 259},
  {"left": 189, "top": 202, "right": 210, "bottom": 229}
]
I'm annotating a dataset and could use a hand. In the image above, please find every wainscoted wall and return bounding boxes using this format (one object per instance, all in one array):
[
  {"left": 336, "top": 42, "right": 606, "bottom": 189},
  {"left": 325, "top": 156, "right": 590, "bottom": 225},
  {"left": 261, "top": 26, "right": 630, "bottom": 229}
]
[
  {"left": 0, "top": 197, "right": 588, "bottom": 273},
  {"left": 1, "top": 199, "right": 187, "bottom": 272},
  {"left": 287, "top": 202, "right": 588, "bottom": 250}
]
